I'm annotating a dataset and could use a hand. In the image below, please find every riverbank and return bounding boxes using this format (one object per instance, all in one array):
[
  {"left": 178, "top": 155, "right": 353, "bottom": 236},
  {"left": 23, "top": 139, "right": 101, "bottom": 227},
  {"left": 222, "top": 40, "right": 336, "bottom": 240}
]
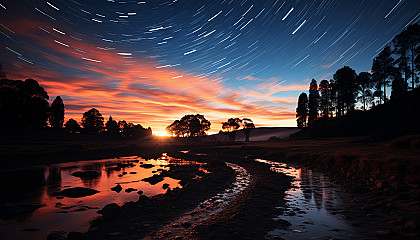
[
  {"left": 190, "top": 136, "right": 420, "bottom": 239},
  {"left": 2, "top": 136, "right": 419, "bottom": 239},
  {"left": 61, "top": 151, "right": 293, "bottom": 240}
]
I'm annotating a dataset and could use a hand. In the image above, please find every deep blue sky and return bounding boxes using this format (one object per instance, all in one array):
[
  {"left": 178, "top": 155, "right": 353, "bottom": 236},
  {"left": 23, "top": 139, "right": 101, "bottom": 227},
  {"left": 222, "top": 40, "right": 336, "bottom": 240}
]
[{"left": 1, "top": 0, "right": 419, "bottom": 132}]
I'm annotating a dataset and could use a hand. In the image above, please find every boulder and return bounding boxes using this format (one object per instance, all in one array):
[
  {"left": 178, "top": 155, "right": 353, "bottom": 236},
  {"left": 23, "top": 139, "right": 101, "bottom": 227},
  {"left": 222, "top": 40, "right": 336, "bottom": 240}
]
[
  {"left": 142, "top": 174, "right": 164, "bottom": 185},
  {"left": 97, "top": 203, "right": 121, "bottom": 219},
  {"left": 56, "top": 187, "right": 99, "bottom": 198},
  {"left": 140, "top": 164, "right": 154, "bottom": 169},
  {"left": 125, "top": 188, "right": 137, "bottom": 193},
  {"left": 111, "top": 184, "right": 122, "bottom": 193}
]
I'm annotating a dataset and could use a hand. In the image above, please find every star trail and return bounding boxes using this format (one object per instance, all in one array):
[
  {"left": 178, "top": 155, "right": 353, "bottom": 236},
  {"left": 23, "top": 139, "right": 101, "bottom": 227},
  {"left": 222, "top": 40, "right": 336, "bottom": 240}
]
[{"left": 0, "top": 0, "right": 419, "bottom": 132}]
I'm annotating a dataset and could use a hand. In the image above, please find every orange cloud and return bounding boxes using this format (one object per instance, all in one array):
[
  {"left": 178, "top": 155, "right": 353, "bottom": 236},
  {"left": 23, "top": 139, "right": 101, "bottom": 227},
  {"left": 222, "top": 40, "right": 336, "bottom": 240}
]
[{"left": 4, "top": 14, "right": 298, "bottom": 132}]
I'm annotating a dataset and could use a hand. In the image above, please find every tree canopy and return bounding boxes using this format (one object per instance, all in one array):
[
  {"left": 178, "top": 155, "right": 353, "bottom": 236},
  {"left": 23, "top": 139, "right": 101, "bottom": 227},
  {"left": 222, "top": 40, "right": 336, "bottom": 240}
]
[
  {"left": 81, "top": 108, "right": 104, "bottom": 133},
  {"left": 105, "top": 116, "right": 119, "bottom": 136},
  {"left": 372, "top": 46, "right": 394, "bottom": 103},
  {"left": 65, "top": 119, "right": 81, "bottom": 133},
  {"left": 308, "top": 79, "right": 320, "bottom": 126},
  {"left": 49, "top": 96, "right": 65, "bottom": 128},
  {"left": 242, "top": 118, "right": 255, "bottom": 142},
  {"left": 0, "top": 78, "right": 49, "bottom": 128},
  {"left": 333, "top": 66, "right": 357, "bottom": 116},
  {"left": 166, "top": 114, "right": 211, "bottom": 137},
  {"left": 222, "top": 118, "right": 241, "bottom": 132},
  {"left": 296, "top": 92, "right": 308, "bottom": 128}
]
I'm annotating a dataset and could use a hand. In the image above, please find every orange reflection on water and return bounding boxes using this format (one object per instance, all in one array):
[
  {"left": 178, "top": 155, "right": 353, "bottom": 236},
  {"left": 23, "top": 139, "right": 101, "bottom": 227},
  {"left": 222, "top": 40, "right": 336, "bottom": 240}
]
[{"left": 0, "top": 154, "right": 201, "bottom": 240}]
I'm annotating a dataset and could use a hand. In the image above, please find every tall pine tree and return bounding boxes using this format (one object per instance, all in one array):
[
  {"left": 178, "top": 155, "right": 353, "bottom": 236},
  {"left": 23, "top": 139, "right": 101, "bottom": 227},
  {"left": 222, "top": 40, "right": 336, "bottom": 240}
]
[
  {"left": 308, "top": 79, "right": 320, "bottom": 126},
  {"left": 296, "top": 92, "right": 308, "bottom": 128},
  {"left": 49, "top": 96, "right": 65, "bottom": 128}
]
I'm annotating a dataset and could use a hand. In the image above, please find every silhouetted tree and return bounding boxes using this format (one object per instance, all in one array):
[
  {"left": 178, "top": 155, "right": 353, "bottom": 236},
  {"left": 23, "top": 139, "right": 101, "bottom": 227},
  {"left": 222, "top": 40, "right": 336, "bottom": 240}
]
[
  {"left": 406, "top": 24, "right": 420, "bottom": 90},
  {"left": 308, "top": 79, "right": 320, "bottom": 125},
  {"left": 296, "top": 92, "right": 308, "bottom": 128},
  {"left": 391, "top": 71, "right": 406, "bottom": 100},
  {"left": 319, "top": 80, "right": 330, "bottom": 118},
  {"left": 372, "top": 88, "right": 383, "bottom": 105},
  {"left": 130, "top": 124, "right": 152, "bottom": 139},
  {"left": 105, "top": 116, "right": 119, "bottom": 136},
  {"left": 0, "top": 78, "right": 49, "bottom": 128},
  {"left": 81, "top": 108, "right": 104, "bottom": 133},
  {"left": 393, "top": 28, "right": 410, "bottom": 92},
  {"left": 372, "top": 46, "right": 394, "bottom": 103},
  {"left": 49, "top": 96, "right": 65, "bottom": 128},
  {"left": 65, "top": 119, "right": 81, "bottom": 133},
  {"left": 328, "top": 79, "right": 338, "bottom": 117},
  {"left": 183, "top": 114, "right": 211, "bottom": 137},
  {"left": 222, "top": 117, "right": 242, "bottom": 141},
  {"left": 333, "top": 66, "right": 357, "bottom": 115},
  {"left": 166, "top": 120, "right": 188, "bottom": 137},
  {"left": 355, "top": 72, "right": 372, "bottom": 111},
  {"left": 118, "top": 120, "right": 134, "bottom": 138},
  {"left": 167, "top": 114, "right": 211, "bottom": 137},
  {"left": 242, "top": 118, "right": 255, "bottom": 142},
  {"left": 0, "top": 63, "right": 6, "bottom": 79}
]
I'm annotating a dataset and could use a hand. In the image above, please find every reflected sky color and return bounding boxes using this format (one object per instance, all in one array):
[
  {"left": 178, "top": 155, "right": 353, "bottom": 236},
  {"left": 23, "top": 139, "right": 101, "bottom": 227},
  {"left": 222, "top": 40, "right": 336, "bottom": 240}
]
[
  {"left": 0, "top": 155, "right": 205, "bottom": 240},
  {"left": 255, "top": 159, "right": 365, "bottom": 239},
  {"left": 1, "top": 0, "right": 419, "bottom": 131}
]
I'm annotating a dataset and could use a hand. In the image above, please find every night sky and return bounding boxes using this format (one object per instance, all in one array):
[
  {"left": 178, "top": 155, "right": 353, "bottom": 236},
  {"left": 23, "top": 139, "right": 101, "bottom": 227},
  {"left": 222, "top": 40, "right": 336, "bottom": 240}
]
[{"left": 1, "top": 0, "right": 419, "bottom": 133}]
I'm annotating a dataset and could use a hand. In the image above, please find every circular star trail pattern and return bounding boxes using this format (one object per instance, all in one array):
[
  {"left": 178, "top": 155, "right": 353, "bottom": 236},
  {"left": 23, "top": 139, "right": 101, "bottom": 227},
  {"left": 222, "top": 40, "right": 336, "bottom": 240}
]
[{"left": 0, "top": 0, "right": 419, "bottom": 131}]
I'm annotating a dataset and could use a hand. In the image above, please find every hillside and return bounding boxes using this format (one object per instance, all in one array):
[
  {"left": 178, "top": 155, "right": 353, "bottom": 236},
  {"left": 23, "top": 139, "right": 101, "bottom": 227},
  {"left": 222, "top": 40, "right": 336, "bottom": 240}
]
[
  {"left": 292, "top": 88, "right": 420, "bottom": 139},
  {"left": 203, "top": 127, "right": 299, "bottom": 142}
]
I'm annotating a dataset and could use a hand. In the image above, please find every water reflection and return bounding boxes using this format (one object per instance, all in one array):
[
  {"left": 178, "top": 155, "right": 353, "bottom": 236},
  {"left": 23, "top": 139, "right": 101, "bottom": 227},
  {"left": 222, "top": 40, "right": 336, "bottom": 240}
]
[
  {"left": 46, "top": 167, "right": 62, "bottom": 196},
  {"left": 0, "top": 154, "right": 203, "bottom": 240},
  {"left": 255, "top": 159, "right": 364, "bottom": 240}
]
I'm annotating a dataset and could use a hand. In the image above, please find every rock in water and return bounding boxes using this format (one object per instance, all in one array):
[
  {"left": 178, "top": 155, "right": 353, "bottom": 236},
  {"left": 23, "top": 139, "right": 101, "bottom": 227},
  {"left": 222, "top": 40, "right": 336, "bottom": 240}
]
[
  {"left": 111, "top": 184, "right": 123, "bottom": 193},
  {"left": 142, "top": 174, "right": 164, "bottom": 185},
  {"left": 97, "top": 203, "right": 121, "bottom": 219},
  {"left": 71, "top": 171, "right": 99, "bottom": 179},
  {"left": 140, "top": 164, "right": 154, "bottom": 169},
  {"left": 125, "top": 188, "right": 137, "bottom": 193},
  {"left": 56, "top": 187, "right": 99, "bottom": 198}
]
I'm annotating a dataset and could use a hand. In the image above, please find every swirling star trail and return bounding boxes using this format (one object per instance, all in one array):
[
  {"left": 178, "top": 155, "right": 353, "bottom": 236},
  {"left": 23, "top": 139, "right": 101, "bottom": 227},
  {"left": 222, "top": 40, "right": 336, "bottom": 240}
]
[{"left": 1, "top": 0, "right": 419, "bottom": 132}]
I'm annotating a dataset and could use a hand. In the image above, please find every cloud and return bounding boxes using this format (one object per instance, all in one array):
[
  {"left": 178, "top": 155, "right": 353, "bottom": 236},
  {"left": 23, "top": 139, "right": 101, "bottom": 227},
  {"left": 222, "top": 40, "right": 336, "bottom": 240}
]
[
  {"left": 3, "top": 13, "right": 298, "bottom": 131},
  {"left": 236, "top": 76, "right": 263, "bottom": 81},
  {"left": 319, "top": 72, "right": 333, "bottom": 80}
]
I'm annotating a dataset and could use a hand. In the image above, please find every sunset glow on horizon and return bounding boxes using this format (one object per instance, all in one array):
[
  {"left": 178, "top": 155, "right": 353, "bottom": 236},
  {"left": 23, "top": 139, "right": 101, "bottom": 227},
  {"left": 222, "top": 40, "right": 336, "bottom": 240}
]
[{"left": 1, "top": 0, "right": 419, "bottom": 132}]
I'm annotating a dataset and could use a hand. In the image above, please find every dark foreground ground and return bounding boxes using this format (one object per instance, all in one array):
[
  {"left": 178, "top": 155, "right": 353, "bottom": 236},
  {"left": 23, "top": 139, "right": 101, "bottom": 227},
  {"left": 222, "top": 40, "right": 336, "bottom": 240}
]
[{"left": 1, "top": 135, "right": 419, "bottom": 239}]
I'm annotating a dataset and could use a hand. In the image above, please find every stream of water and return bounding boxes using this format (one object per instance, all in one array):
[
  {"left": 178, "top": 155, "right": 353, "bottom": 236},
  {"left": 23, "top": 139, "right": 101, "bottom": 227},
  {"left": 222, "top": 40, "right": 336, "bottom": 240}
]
[
  {"left": 0, "top": 154, "right": 201, "bottom": 240},
  {"left": 255, "top": 159, "right": 366, "bottom": 240}
]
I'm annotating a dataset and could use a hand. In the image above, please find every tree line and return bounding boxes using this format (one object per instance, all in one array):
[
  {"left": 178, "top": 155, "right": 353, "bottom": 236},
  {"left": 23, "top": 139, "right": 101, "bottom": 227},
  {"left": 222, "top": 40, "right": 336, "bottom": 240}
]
[
  {"left": 166, "top": 115, "right": 255, "bottom": 141},
  {"left": 0, "top": 70, "right": 151, "bottom": 138},
  {"left": 296, "top": 23, "right": 420, "bottom": 128}
]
